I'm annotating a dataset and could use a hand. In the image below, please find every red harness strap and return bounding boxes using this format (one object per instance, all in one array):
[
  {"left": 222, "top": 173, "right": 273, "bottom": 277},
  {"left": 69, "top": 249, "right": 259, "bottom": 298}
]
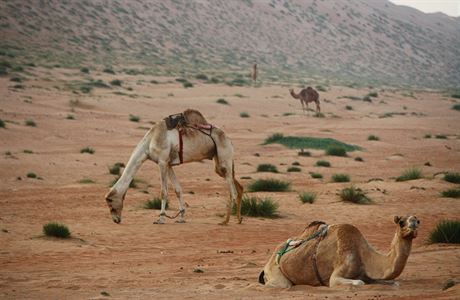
[{"left": 179, "top": 129, "right": 184, "bottom": 164}]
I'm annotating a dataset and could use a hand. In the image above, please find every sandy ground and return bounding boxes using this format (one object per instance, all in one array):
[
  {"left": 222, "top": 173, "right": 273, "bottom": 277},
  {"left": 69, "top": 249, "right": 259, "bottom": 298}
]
[{"left": 1, "top": 68, "right": 459, "bottom": 299}]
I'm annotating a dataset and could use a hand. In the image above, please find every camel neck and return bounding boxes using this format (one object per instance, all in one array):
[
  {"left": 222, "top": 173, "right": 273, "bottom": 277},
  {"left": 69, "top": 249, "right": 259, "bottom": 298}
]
[
  {"left": 290, "top": 91, "right": 300, "bottom": 99},
  {"left": 364, "top": 231, "right": 412, "bottom": 280}
]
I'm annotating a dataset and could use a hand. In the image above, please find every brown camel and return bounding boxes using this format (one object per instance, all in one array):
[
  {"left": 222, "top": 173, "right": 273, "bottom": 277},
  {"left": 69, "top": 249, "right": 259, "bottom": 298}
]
[
  {"left": 105, "top": 109, "right": 243, "bottom": 225},
  {"left": 289, "top": 87, "right": 320, "bottom": 114},
  {"left": 259, "top": 215, "right": 419, "bottom": 288}
]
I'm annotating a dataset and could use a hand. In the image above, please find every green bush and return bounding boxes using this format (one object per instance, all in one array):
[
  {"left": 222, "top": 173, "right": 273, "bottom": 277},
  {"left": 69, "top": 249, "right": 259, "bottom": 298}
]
[
  {"left": 183, "top": 81, "right": 193, "bottom": 88},
  {"left": 441, "top": 188, "right": 460, "bottom": 198},
  {"left": 10, "top": 76, "right": 22, "bottom": 82},
  {"left": 287, "top": 166, "right": 301, "bottom": 172},
  {"left": 247, "top": 178, "right": 291, "bottom": 192},
  {"left": 316, "top": 160, "right": 331, "bottom": 167},
  {"left": 144, "top": 198, "right": 168, "bottom": 210},
  {"left": 452, "top": 104, "right": 460, "bottom": 111},
  {"left": 78, "top": 178, "right": 95, "bottom": 184},
  {"left": 109, "top": 162, "right": 124, "bottom": 175},
  {"left": 110, "top": 79, "right": 122, "bottom": 86},
  {"left": 43, "top": 222, "right": 70, "bottom": 238},
  {"left": 25, "top": 119, "right": 36, "bottom": 127},
  {"left": 129, "top": 114, "right": 140, "bottom": 122},
  {"left": 355, "top": 157, "right": 364, "bottom": 162},
  {"left": 240, "top": 112, "right": 250, "bottom": 118},
  {"left": 66, "top": 114, "right": 75, "bottom": 120},
  {"left": 103, "top": 68, "right": 115, "bottom": 74},
  {"left": 264, "top": 134, "right": 361, "bottom": 152},
  {"left": 444, "top": 172, "right": 460, "bottom": 184},
  {"left": 80, "top": 147, "right": 95, "bottom": 154},
  {"left": 0, "top": 119, "right": 5, "bottom": 128},
  {"left": 435, "top": 134, "right": 447, "bottom": 139},
  {"left": 332, "top": 173, "right": 350, "bottom": 182},
  {"left": 216, "top": 98, "right": 229, "bottom": 105},
  {"left": 396, "top": 168, "right": 422, "bottom": 182},
  {"left": 368, "top": 135, "right": 380, "bottom": 141},
  {"left": 298, "top": 151, "right": 311, "bottom": 157},
  {"left": 80, "top": 67, "right": 89, "bottom": 73},
  {"left": 292, "top": 161, "right": 300, "bottom": 166},
  {"left": 310, "top": 172, "right": 323, "bottom": 179},
  {"left": 345, "top": 105, "right": 353, "bottom": 110},
  {"left": 195, "top": 74, "right": 208, "bottom": 80},
  {"left": 233, "top": 195, "right": 279, "bottom": 218},
  {"left": 298, "top": 192, "right": 316, "bottom": 204},
  {"left": 257, "top": 164, "right": 278, "bottom": 173},
  {"left": 367, "top": 92, "right": 378, "bottom": 97},
  {"left": 428, "top": 220, "right": 460, "bottom": 244},
  {"left": 326, "top": 146, "right": 347, "bottom": 157},
  {"left": 23, "top": 149, "right": 33, "bottom": 154},
  {"left": 340, "top": 186, "right": 372, "bottom": 204},
  {"left": 27, "top": 172, "right": 37, "bottom": 178}
]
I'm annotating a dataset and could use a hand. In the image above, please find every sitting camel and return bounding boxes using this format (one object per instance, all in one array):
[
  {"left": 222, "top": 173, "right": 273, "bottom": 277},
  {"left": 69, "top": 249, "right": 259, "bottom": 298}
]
[
  {"left": 259, "top": 215, "right": 420, "bottom": 288},
  {"left": 105, "top": 109, "right": 243, "bottom": 225},
  {"left": 289, "top": 87, "right": 320, "bottom": 114}
]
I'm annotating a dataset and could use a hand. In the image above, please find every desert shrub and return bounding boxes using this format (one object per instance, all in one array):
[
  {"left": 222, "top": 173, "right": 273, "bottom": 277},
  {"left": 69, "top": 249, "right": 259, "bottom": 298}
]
[
  {"left": 257, "top": 164, "right": 278, "bottom": 173},
  {"left": 80, "top": 86, "right": 92, "bottom": 93},
  {"left": 108, "top": 164, "right": 122, "bottom": 175},
  {"left": 451, "top": 94, "right": 460, "bottom": 99},
  {"left": 428, "top": 220, "right": 460, "bottom": 244},
  {"left": 27, "top": 172, "right": 37, "bottom": 178},
  {"left": 368, "top": 135, "right": 380, "bottom": 141},
  {"left": 298, "top": 150, "right": 311, "bottom": 157},
  {"left": 23, "top": 149, "right": 33, "bottom": 154},
  {"left": 298, "top": 192, "right": 316, "bottom": 204},
  {"left": 216, "top": 98, "right": 229, "bottom": 105},
  {"left": 292, "top": 161, "right": 300, "bottom": 166},
  {"left": 396, "top": 168, "right": 422, "bottom": 181},
  {"left": 345, "top": 105, "right": 353, "bottom": 110},
  {"left": 287, "top": 166, "right": 301, "bottom": 172},
  {"left": 332, "top": 173, "right": 350, "bottom": 182},
  {"left": 234, "top": 93, "right": 244, "bottom": 98},
  {"left": 66, "top": 114, "right": 75, "bottom": 120},
  {"left": 25, "top": 119, "right": 36, "bottom": 127},
  {"left": 355, "top": 157, "right": 364, "bottom": 162},
  {"left": 103, "top": 67, "right": 115, "bottom": 74},
  {"left": 43, "top": 222, "right": 71, "bottom": 238},
  {"left": 175, "top": 78, "right": 187, "bottom": 83},
  {"left": 80, "top": 67, "right": 89, "bottom": 73},
  {"left": 367, "top": 92, "right": 378, "bottom": 97},
  {"left": 10, "top": 76, "right": 22, "bottom": 82},
  {"left": 233, "top": 195, "right": 279, "bottom": 218},
  {"left": 452, "top": 104, "right": 460, "bottom": 111},
  {"left": 340, "top": 186, "right": 372, "bottom": 204},
  {"left": 110, "top": 79, "right": 122, "bottom": 86},
  {"left": 424, "top": 134, "right": 431, "bottom": 138},
  {"left": 315, "top": 85, "right": 327, "bottom": 92},
  {"left": 308, "top": 171, "right": 322, "bottom": 178},
  {"left": 150, "top": 80, "right": 159, "bottom": 84},
  {"left": 227, "top": 78, "right": 249, "bottom": 86},
  {"left": 144, "top": 198, "right": 168, "bottom": 210},
  {"left": 80, "top": 147, "right": 95, "bottom": 154},
  {"left": 363, "top": 95, "right": 372, "bottom": 102},
  {"left": 240, "top": 112, "right": 250, "bottom": 118},
  {"left": 195, "top": 74, "right": 208, "bottom": 80},
  {"left": 0, "top": 119, "right": 5, "bottom": 128},
  {"left": 183, "top": 81, "right": 193, "bottom": 88},
  {"left": 444, "top": 172, "right": 460, "bottom": 184},
  {"left": 435, "top": 134, "right": 447, "bottom": 139},
  {"left": 129, "top": 114, "right": 140, "bottom": 122},
  {"left": 78, "top": 178, "right": 95, "bottom": 184},
  {"left": 316, "top": 160, "right": 331, "bottom": 167},
  {"left": 248, "top": 178, "right": 291, "bottom": 192},
  {"left": 441, "top": 188, "right": 460, "bottom": 198},
  {"left": 326, "top": 146, "right": 347, "bottom": 157},
  {"left": 314, "top": 112, "right": 325, "bottom": 118},
  {"left": 208, "top": 77, "right": 220, "bottom": 84}
]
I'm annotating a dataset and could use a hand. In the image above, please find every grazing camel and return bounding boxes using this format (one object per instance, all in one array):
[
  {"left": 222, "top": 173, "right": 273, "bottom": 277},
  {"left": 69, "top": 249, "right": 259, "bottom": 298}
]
[
  {"left": 289, "top": 87, "right": 320, "bottom": 114},
  {"left": 105, "top": 109, "right": 243, "bottom": 225},
  {"left": 259, "top": 215, "right": 420, "bottom": 288}
]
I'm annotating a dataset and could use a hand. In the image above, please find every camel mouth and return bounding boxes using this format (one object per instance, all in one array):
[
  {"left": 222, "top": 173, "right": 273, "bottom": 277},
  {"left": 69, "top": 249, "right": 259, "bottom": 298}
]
[{"left": 111, "top": 213, "right": 121, "bottom": 224}]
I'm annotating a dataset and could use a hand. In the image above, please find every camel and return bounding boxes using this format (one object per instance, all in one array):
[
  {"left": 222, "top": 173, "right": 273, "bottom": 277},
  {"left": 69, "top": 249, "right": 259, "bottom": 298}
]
[
  {"left": 252, "top": 63, "right": 258, "bottom": 83},
  {"left": 259, "top": 215, "right": 420, "bottom": 288},
  {"left": 105, "top": 109, "right": 244, "bottom": 225},
  {"left": 289, "top": 87, "right": 320, "bottom": 114}
]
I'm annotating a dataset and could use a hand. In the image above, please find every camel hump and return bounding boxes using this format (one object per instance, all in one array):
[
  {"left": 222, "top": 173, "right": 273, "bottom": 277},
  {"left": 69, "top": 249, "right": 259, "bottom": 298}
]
[{"left": 183, "top": 109, "right": 209, "bottom": 126}]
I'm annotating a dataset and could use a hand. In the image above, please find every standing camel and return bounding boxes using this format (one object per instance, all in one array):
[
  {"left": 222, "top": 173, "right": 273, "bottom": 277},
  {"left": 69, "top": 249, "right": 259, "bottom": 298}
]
[
  {"left": 289, "top": 87, "right": 320, "bottom": 114},
  {"left": 105, "top": 109, "right": 243, "bottom": 225},
  {"left": 252, "top": 63, "right": 258, "bottom": 83},
  {"left": 259, "top": 215, "right": 419, "bottom": 287}
]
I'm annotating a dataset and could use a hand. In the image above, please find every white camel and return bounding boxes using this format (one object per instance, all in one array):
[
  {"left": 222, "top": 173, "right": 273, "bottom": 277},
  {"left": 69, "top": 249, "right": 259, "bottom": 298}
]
[
  {"left": 105, "top": 109, "right": 243, "bottom": 225},
  {"left": 260, "top": 215, "right": 420, "bottom": 287}
]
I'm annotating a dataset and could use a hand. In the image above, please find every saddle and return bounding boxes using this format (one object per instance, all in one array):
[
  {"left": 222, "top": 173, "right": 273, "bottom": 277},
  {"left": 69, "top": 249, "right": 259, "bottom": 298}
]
[{"left": 164, "top": 113, "right": 186, "bottom": 130}]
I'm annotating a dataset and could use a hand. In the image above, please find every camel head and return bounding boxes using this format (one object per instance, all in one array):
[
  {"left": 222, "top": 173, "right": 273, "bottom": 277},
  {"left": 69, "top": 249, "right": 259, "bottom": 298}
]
[
  {"left": 105, "top": 188, "right": 125, "bottom": 224},
  {"left": 394, "top": 215, "right": 420, "bottom": 239}
]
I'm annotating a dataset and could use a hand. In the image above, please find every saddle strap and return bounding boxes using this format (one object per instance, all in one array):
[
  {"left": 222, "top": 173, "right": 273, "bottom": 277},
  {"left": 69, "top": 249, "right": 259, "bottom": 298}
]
[
  {"left": 311, "top": 235, "right": 327, "bottom": 286},
  {"left": 179, "top": 129, "right": 184, "bottom": 164}
]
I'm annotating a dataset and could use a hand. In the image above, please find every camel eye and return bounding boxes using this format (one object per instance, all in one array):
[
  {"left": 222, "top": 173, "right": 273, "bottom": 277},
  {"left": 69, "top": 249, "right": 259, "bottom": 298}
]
[
  {"left": 399, "top": 220, "right": 405, "bottom": 227},
  {"left": 417, "top": 220, "right": 420, "bottom": 224},
  {"left": 106, "top": 199, "right": 113, "bottom": 203}
]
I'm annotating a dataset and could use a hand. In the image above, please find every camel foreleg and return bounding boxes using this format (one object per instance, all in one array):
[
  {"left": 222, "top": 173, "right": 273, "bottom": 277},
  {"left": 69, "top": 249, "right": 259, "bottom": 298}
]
[
  {"left": 329, "top": 267, "right": 365, "bottom": 287},
  {"left": 154, "top": 162, "right": 169, "bottom": 224},
  {"left": 168, "top": 167, "right": 186, "bottom": 223}
]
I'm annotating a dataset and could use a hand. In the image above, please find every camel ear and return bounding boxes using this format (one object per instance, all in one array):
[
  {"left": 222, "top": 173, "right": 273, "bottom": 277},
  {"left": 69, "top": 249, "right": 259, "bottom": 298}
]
[{"left": 394, "top": 216, "right": 401, "bottom": 224}]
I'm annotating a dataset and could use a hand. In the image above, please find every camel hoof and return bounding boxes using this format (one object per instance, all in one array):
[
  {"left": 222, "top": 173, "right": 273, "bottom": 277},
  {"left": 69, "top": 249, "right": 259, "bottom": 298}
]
[
  {"left": 238, "top": 218, "right": 243, "bottom": 224},
  {"left": 352, "top": 280, "right": 365, "bottom": 286},
  {"left": 153, "top": 219, "right": 165, "bottom": 224},
  {"left": 175, "top": 219, "right": 186, "bottom": 223}
]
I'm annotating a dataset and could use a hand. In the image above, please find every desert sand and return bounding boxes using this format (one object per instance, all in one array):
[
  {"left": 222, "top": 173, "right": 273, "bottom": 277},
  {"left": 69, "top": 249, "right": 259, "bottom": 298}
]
[{"left": 1, "top": 68, "right": 459, "bottom": 299}]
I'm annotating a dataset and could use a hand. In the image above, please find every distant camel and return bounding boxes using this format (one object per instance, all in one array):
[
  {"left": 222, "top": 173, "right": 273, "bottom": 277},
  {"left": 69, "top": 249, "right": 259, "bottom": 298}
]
[
  {"left": 259, "top": 215, "right": 419, "bottom": 287},
  {"left": 289, "top": 87, "right": 320, "bottom": 114},
  {"left": 105, "top": 109, "right": 243, "bottom": 225},
  {"left": 252, "top": 63, "right": 258, "bottom": 83}
]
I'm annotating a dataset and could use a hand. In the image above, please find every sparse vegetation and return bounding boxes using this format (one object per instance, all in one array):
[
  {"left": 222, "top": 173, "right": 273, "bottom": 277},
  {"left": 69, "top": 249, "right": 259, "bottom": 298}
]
[
  {"left": 368, "top": 135, "right": 380, "bottom": 141},
  {"left": 216, "top": 98, "right": 229, "bottom": 105},
  {"left": 316, "top": 160, "right": 331, "bottom": 167},
  {"left": 452, "top": 104, "right": 460, "bottom": 111},
  {"left": 340, "top": 186, "right": 372, "bottom": 204},
  {"left": 23, "top": 149, "right": 33, "bottom": 154},
  {"left": 247, "top": 178, "right": 291, "bottom": 192},
  {"left": 355, "top": 157, "right": 364, "bottom": 162},
  {"left": 129, "top": 114, "right": 140, "bottom": 122},
  {"left": 396, "top": 167, "right": 422, "bottom": 182},
  {"left": 435, "top": 134, "right": 447, "bottom": 139},
  {"left": 424, "top": 134, "right": 432, "bottom": 138},
  {"left": 233, "top": 195, "right": 279, "bottom": 218},
  {"left": 310, "top": 172, "right": 323, "bottom": 179},
  {"left": 183, "top": 81, "right": 194, "bottom": 88},
  {"left": 110, "top": 79, "right": 122, "bottom": 86},
  {"left": 43, "top": 222, "right": 71, "bottom": 239},
  {"left": 240, "top": 112, "right": 250, "bottom": 118},
  {"left": 263, "top": 133, "right": 361, "bottom": 152},
  {"left": 27, "top": 172, "right": 37, "bottom": 178},
  {"left": 332, "top": 173, "right": 351, "bottom": 182},
  {"left": 441, "top": 188, "right": 460, "bottom": 198},
  {"left": 195, "top": 74, "right": 208, "bottom": 80},
  {"left": 298, "top": 150, "right": 311, "bottom": 157},
  {"left": 257, "top": 164, "right": 278, "bottom": 173},
  {"left": 298, "top": 192, "right": 317, "bottom": 204},
  {"left": 428, "top": 220, "right": 460, "bottom": 244},
  {"left": 109, "top": 162, "right": 124, "bottom": 175},
  {"left": 144, "top": 198, "right": 168, "bottom": 210},
  {"left": 80, "top": 147, "right": 95, "bottom": 154},
  {"left": 103, "top": 68, "right": 115, "bottom": 74},
  {"left": 314, "top": 112, "right": 325, "bottom": 118},
  {"left": 25, "top": 119, "right": 36, "bottom": 127},
  {"left": 66, "top": 114, "right": 75, "bottom": 120},
  {"left": 78, "top": 178, "right": 95, "bottom": 184},
  {"left": 325, "top": 146, "right": 347, "bottom": 157},
  {"left": 345, "top": 105, "right": 353, "bottom": 110},
  {"left": 0, "top": 119, "right": 5, "bottom": 128},
  {"left": 444, "top": 172, "right": 460, "bottom": 184},
  {"left": 80, "top": 67, "right": 89, "bottom": 73},
  {"left": 287, "top": 166, "right": 301, "bottom": 172}
]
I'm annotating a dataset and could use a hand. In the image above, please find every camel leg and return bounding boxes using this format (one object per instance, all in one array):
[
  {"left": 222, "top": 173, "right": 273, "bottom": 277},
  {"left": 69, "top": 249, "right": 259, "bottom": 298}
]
[
  {"left": 329, "top": 267, "right": 365, "bottom": 287},
  {"left": 221, "top": 173, "right": 238, "bottom": 225},
  {"left": 301, "top": 101, "right": 306, "bottom": 115},
  {"left": 154, "top": 162, "right": 169, "bottom": 224},
  {"left": 316, "top": 101, "right": 321, "bottom": 113},
  {"left": 234, "top": 178, "right": 243, "bottom": 224},
  {"left": 168, "top": 166, "right": 186, "bottom": 223}
]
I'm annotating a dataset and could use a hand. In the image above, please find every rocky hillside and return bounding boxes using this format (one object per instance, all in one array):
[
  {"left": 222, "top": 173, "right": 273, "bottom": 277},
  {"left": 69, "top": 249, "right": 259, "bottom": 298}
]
[{"left": 1, "top": 0, "right": 459, "bottom": 87}]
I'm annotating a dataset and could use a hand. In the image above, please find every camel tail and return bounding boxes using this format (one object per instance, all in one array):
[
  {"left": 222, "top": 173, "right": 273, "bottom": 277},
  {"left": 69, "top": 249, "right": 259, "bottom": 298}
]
[{"left": 259, "top": 271, "right": 265, "bottom": 285}]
